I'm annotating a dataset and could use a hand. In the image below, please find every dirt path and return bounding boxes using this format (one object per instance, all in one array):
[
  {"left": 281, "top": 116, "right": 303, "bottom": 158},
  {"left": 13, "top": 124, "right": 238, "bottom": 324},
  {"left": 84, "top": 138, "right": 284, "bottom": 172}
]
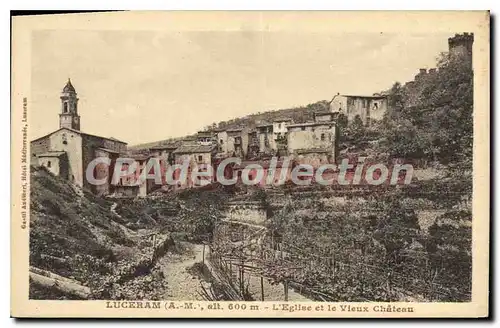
[{"left": 159, "top": 243, "right": 206, "bottom": 301}]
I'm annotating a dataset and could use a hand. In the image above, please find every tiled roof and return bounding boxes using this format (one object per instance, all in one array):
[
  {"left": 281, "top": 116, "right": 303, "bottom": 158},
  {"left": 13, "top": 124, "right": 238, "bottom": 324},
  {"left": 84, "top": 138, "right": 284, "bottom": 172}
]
[
  {"left": 341, "top": 94, "right": 387, "bottom": 99},
  {"left": 62, "top": 79, "right": 76, "bottom": 93},
  {"left": 256, "top": 122, "right": 273, "bottom": 128},
  {"left": 150, "top": 140, "right": 182, "bottom": 150},
  {"left": 226, "top": 127, "right": 243, "bottom": 132},
  {"left": 96, "top": 147, "right": 121, "bottom": 154},
  {"left": 129, "top": 154, "right": 151, "bottom": 161},
  {"left": 30, "top": 127, "right": 128, "bottom": 145},
  {"left": 37, "top": 151, "right": 66, "bottom": 158},
  {"left": 287, "top": 121, "right": 335, "bottom": 128},
  {"left": 173, "top": 144, "right": 217, "bottom": 154},
  {"left": 295, "top": 148, "right": 330, "bottom": 154},
  {"left": 314, "top": 111, "right": 334, "bottom": 116},
  {"left": 197, "top": 131, "right": 214, "bottom": 138}
]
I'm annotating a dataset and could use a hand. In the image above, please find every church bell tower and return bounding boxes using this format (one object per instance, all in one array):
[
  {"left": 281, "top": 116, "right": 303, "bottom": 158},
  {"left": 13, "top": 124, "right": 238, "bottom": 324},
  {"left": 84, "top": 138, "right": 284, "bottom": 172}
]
[{"left": 59, "top": 78, "right": 80, "bottom": 130}]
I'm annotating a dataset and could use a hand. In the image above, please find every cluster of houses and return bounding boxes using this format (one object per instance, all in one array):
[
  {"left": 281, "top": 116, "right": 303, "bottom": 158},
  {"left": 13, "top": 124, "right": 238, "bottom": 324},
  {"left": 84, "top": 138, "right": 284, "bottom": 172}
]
[
  {"left": 127, "top": 109, "right": 341, "bottom": 196},
  {"left": 30, "top": 33, "right": 473, "bottom": 197},
  {"left": 31, "top": 79, "right": 391, "bottom": 198}
]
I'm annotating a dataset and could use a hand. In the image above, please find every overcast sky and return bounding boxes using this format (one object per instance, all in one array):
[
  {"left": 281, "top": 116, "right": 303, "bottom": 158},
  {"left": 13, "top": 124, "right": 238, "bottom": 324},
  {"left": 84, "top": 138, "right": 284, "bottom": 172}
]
[{"left": 30, "top": 30, "right": 450, "bottom": 145}]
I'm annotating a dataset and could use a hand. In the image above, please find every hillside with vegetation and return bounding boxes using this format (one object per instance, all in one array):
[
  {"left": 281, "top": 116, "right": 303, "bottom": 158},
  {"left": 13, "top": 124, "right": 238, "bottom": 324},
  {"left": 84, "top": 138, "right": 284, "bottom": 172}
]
[
  {"left": 257, "top": 50, "right": 474, "bottom": 301},
  {"left": 29, "top": 166, "right": 170, "bottom": 299},
  {"left": 29, "top": 166, "right": 232, "bottom": 300},
  {"left": 380, "top": 52, "right": 473, "bottom": 168},
  {"left": 260, "top": 185, "right": 471, "bottom": 302}
]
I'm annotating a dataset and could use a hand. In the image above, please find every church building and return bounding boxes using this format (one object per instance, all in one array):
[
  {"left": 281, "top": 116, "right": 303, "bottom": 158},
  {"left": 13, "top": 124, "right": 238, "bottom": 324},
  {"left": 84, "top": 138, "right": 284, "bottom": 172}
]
[{"left": 30, "top": 79, "right": 128, "bottom": 196}]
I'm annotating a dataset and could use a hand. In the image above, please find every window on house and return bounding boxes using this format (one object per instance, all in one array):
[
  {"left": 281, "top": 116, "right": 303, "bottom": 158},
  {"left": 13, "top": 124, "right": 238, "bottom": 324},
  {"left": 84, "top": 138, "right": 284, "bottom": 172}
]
[
  {"left": 62, "top": 134, "right": 68, "bottom": 145},
  {"left": 198, "top": 155, "right": 203, "bottom": 162},
  {"left": 321, "top": 133, "right": 326, "bottom": 141},
  {"left": 220, "top": 139, "right": 224, "bottom": 145},
  {"left": 301, "top": 127, "right": 306, "bottom": 131},
  {"left": 47, "top": 161, "right": 51, "bottom": 168},
  {"left": 63, "top": 103, "right": 68, "bottom": 113},
  {"left": 278, "top": 123, "right": 282, "bottom": 129},
  {"left": 373, "top": 102, "right": 379, "bottom": 110}
]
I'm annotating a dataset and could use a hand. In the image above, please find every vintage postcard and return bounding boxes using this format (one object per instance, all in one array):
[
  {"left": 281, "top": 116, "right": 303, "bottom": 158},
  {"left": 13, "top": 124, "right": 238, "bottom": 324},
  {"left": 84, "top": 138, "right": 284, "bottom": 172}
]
[{"left": 11, "top": 11, "right": 490, "bottom": 318}]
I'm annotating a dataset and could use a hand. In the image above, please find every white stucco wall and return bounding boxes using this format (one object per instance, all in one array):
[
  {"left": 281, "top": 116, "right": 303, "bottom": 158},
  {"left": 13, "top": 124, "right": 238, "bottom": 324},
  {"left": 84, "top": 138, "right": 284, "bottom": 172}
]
[{"left": 48, "top": 129, "right": 83, "bottom": 187}]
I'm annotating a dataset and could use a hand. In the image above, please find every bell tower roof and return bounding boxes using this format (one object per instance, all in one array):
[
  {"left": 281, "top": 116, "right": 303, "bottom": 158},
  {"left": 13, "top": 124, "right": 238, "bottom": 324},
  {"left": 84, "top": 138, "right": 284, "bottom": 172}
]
[
  {"left": 59, "top": 78, "right": 80, "bottom": 131},
  {"left": 62, "top": 78, "right": 76, "bottom": 93}
]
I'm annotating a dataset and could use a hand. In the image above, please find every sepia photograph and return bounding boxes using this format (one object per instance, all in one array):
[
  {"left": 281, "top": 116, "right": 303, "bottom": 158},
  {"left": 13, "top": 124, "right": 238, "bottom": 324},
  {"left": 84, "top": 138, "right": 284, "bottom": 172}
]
[{"left": 11, "top": 11, "right": 490, "bottom": 318}]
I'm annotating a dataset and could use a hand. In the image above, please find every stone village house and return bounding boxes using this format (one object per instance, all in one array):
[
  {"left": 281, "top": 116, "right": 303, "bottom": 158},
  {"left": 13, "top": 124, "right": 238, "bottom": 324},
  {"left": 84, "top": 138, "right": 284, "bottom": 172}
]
[
  {"left": 286, "top": 111, "right": 339, "bottom": 167},
  {"left": 214, "top": 127, "right": 250, "bottom": 158},
  {"left": 171, "top": 143, "right": 218, "bottom": 189},
  {"left": 330, "top": 94, "right": 388, "bottom": 126},
  {"left": 113, "top": 153, "right": 158, "bottom": 197},
  {"left": 149, "top": 141, "right": 182, "bottom": 167}
]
